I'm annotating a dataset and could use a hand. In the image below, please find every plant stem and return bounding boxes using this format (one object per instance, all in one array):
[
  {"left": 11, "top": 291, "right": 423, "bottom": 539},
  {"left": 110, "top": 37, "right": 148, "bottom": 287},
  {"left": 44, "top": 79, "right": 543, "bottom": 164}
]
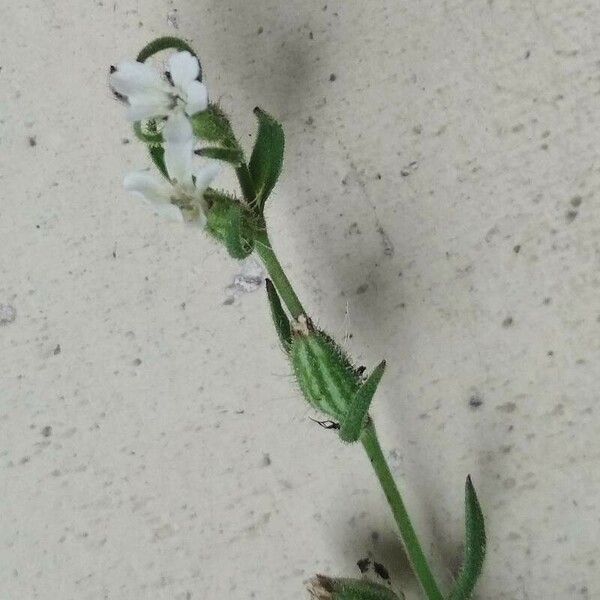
[
  {"left": 253, "top": 236, "right": 443, "bottom": 600},
  {"left": 361, "top": 421, "right": 443, "bottom": 600},
  {"left": 254, "top": 231, "right": 305, "bottom": 319}
]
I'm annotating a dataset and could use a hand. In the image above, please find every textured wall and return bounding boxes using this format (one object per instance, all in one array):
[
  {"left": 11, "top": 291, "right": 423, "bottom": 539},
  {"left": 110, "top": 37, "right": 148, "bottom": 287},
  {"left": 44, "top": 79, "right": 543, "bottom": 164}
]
[{"left": 2, "top": 1, "right": 600, "bottom": 599}]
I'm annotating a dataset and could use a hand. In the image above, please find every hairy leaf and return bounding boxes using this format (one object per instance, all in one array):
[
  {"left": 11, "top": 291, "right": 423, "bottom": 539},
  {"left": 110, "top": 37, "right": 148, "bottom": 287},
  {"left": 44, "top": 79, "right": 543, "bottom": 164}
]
[
  {"left": 249, "top": 107, "right": 284, "bottom": 210},
  {"left": 196, "top": 146, "right": 244, "bottom": 166},
  {"left": 447, "top": 476, "right": 486, "bottom": 600},
  {"left": 339, "top": 360, "right": 386, "bottom": 443}
]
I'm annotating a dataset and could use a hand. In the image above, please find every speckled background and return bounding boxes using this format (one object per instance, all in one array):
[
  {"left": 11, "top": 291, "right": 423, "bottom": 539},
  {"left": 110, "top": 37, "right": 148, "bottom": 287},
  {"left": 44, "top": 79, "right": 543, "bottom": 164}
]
[{"left": 2, "top": 1, "right": 600, "bottom": 599}]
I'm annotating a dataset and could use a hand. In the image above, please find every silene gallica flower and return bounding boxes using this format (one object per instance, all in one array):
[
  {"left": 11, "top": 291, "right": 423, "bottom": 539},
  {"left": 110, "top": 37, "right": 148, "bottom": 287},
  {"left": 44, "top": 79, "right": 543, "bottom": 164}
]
[
  {"left": 110, "top": 50, "right": 208, "bottom": 135},
  {"left": 123, "top": 112, "right": 219, "bottom": 225}
]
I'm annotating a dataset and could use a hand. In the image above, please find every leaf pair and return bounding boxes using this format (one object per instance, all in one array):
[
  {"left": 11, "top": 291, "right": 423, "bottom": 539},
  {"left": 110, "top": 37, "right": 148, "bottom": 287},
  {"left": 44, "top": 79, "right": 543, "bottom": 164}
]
[{"left": 192, "top": 105, "right": 284, "bottom": 215}]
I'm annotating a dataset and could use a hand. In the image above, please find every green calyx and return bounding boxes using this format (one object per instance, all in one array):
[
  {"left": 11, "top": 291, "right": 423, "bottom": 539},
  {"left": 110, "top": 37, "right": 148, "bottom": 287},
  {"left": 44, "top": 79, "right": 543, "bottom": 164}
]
[
  {"left": 190, "top": 104, "right": 238, "bottom": 146},
  {"left": 308, "top": 575, "right": 403, "bottom": 600},
  {"left": 205, "top": 191, "right": 256, "bottom": 259},
  {"left": 265, "top": 285, "right": 386, "bottom": 439},
  {"left": 289, "top": 317, "right": 362, "bottom": 422}
]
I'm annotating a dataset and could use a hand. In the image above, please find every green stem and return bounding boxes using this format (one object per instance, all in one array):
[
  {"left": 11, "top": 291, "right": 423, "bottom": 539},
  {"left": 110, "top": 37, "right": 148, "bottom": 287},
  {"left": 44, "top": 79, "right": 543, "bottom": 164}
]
[
  {"left": 254, "top": 231, "right": 305, "bottom": 319},
  {"left": 361, "top": 421, "right": 443, "bottom": 600}
]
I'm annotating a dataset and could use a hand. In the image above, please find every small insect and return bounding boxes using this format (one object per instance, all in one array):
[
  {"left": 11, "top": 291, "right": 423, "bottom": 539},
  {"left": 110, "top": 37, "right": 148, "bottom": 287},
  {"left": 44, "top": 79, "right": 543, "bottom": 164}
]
[
  {"left": 309, "top": 417, "right": 340, "bottom": 430},
  {"left": 356, "top": 365, "right": 367, "bottom": 377},
  {"left": 357, "top": 557, "right": 370, "bottom": 574},
  {"left": 373, "top": 561, "right": 390, "bottom": 581}
]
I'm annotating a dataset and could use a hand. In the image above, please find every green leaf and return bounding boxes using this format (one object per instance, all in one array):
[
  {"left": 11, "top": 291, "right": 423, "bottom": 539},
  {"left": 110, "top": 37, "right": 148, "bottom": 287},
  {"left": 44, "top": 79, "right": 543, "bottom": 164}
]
[
  {"left": 265, "top": 279, "right": 291, "bottom": 352},
  {"left": 149, "top": 145, "right": 168, "bottom": 179},
  {"left": 191, "top": 105, "right": 237, "bottom": 145},
  {"left": 249, "top": 107, "right": 284, "bottom": 210},
  {"left": 447, "top": 476, "right": 486, "bottom": 600},
  {"left": 196, "top": 146, "right": 244, "bottom": 166},
  {"left": 137, "top": 37, "right": 198, "bottom": 70},
  {"left": 339, "top": 360, "right": 386, "bottom": 443}
]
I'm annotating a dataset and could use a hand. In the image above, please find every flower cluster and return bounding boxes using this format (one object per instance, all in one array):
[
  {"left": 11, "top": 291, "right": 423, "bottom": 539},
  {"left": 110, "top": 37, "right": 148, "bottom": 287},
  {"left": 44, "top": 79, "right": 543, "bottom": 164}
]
[{"left": 110, "top": 50, "right": 219, "bottom": 226}]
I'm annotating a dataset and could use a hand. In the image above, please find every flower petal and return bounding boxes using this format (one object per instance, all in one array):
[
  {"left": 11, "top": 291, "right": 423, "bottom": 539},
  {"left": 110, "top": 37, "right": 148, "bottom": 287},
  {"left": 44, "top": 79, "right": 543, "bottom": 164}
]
[
  {"left": 189, "top": 211, "right": 208, "bottom": 229},
  {"left": 184, "top": 80, "right": 208, "bottom": 115},
  {"left": 193, "top": 162, "right": 221, "bottom": 193},
  {"left": 163, "top": 113, "right": 194, "bottom": 187},
  {"left": 126, "top": 92, "right": 172, "bottom": 121},
  {"left": 124, "top": 170, "right": 172, "bottom": 203},
  {"left": 168, "top": 51, "right": 200, "bottom": 88},
  {"left": 162, "top": 111, "right": 194, "bottom": 143},
  {"left": 110, "top": 61, "right": 168, "bottom": 96},
  {"left": 152, "top": 203, "right": 185, "bottom": 222}
]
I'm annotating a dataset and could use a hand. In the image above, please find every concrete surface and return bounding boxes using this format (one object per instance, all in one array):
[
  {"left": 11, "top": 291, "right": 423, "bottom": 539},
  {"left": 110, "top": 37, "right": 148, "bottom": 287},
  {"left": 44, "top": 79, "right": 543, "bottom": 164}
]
[{"left": 2, "top": 1, "right": 600, "bottom": 599}]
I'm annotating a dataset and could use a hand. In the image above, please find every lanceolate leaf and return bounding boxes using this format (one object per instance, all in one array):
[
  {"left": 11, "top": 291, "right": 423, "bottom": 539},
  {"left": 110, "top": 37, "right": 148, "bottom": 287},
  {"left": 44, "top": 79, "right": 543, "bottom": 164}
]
[
  {"left": 196, "top": 146, "right": 244, "bottom": 166},
  {"left": 265, "top": 279, "right": 291, "bottom": 351},
  {"left": 339, "top": 360, "right": 386, "bottom": 443},
  {"left": 448, "top": 476, "right": 486, "bottom": 600},
  {"left": 249, "top": 107, "right": 284, "bottom": 210},
  {"left": 149, "top": 145, "right": 168, "bottom": 179}
]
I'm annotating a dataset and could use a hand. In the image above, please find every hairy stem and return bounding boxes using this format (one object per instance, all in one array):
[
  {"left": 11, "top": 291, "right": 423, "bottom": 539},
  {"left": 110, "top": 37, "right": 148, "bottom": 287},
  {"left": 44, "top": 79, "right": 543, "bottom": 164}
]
[
  {"left": 254, "top": 230, "right": 305, "bottom": 319},
  {"left": 361, "top": 421, "right": 443, "bottom": 600}
]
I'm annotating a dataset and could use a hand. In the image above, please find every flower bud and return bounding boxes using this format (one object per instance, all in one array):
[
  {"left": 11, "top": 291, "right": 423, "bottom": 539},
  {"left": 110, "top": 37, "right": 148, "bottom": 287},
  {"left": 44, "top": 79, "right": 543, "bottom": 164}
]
[
  {"left": 308, "top": 575, "right": 402, "bottom": 600},
  {"left": 290, "top": 316, "right": 362, "bottom": 422}
]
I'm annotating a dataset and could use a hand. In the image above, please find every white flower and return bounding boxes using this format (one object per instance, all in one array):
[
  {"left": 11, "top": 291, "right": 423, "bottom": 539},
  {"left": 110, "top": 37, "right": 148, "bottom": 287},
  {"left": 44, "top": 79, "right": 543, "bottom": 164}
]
[
  {"left": 123, "top": 113, "right": 219, "bottom": 226},
  {"left": 110, "top": 51, "right": 208, "bottom": 132}
]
